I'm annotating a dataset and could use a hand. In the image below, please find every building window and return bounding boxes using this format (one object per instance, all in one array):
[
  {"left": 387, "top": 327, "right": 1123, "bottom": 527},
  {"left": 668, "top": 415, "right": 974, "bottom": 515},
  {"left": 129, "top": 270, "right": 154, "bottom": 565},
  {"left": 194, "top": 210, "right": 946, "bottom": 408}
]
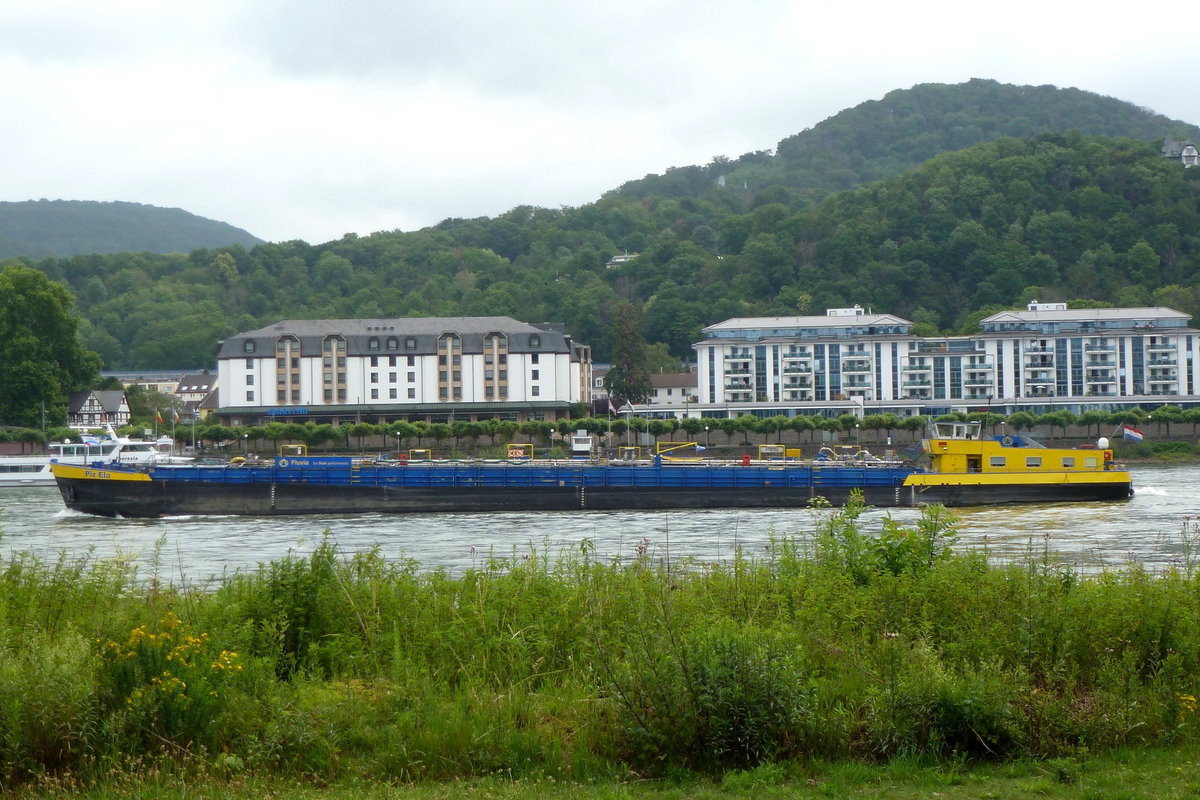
[
  {"left": 337, "top": 389, "right": 346, "bottom": 401},
  {"left": 324, "top": 389, "right": 333, "bottom": 401},
  {"left": 370, "top": 388, "right": 379, "bottom": 399},
  {"left": 244, "top": 341, "right": 256, "bottom": 353},
  {"left": 246, "top": 390, "right": 255, "bottom": 401},
  {"left": 405, "top": 337, "right": 416, "bottom": 350},
  {"left": 370, "top": 356, "right": 379, "bottom": 367},
  {"left": 531, "top": 386, "right": 540, "bottom": 397},
  {"left": 389, "top": 372, "right": 397, "bottom": 382},
  {"left": 529, "top": 335, "right": 540, "bottom": 349},
  {"left": 407, "top": 355, "right": 415, "bottom": 366},
  {"left": 277, "top": 357, "right": 286, "bottom": 368},
  {"left": 245, "top": 357, "right": 254, "bottom": 368},
  {"left": 408, "top": 372, "right": 415, "bottom": 382},
  {"left": 324, "top": 373, "right": 332, "bottom": 383},
  {"left": 370, "top": 373, "right": 379, "bottom": 383},
  {"left": 277, "top": 390, "right": 286, "bottom": 403},
  {"left": 369, "top": 337, "right": 380, "bottom": 351},
  {"left": 247, "top": 375, "right": 254, "bottom": 385},
  {"left": 387, "top": 337, "right": 398, "bottom": 351},
  {"left": 291, "top": 390, "right": 300, "bottom": 402},
  {"left": 389, "top": 356, "right": 397, "bottom": 366},
  {"left": 532, "top": 369, "right": 539, "bottom": 380},
  {"left": 389, "top": 388, "right": 397, "bottom": 399},
  {"left": 408, "top": 388, "right": 416, "bottom": 399}
]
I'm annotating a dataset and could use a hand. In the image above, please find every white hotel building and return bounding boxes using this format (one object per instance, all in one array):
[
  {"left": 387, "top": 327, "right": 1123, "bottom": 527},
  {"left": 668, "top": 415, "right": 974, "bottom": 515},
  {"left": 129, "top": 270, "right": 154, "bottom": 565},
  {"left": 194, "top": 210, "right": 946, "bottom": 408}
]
[
  {"left": 685, "top": 303, "right": 1200, "bottom": 419},
  {"left": 215, "top": 317, "right": 592, "bottom": 425}
]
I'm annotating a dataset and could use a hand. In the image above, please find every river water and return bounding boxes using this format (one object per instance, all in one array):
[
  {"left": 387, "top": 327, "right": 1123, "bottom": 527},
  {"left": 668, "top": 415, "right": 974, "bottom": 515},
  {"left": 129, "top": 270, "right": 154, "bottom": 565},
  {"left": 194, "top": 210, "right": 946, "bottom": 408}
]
[{"left": 0, "top": 463, "right": 1196, "bottom": 586}]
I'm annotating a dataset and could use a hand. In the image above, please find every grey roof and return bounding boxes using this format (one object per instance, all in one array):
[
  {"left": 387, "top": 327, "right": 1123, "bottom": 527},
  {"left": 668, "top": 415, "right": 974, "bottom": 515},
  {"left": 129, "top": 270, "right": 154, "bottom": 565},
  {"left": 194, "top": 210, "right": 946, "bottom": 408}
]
[
  {"left": 704, "top": 313, "right": 912, "bottom": 332},
  {"left": 981, "top": 307, "right": 1190, "bottom": 324},
  {"left": 650, "top": 372, "right": 699, "bottom": 390},
  {"left": 218, "top": 317, "right": 582, "bottom": 359},
  {"left": 1162, "top": 138, "right": 1196, "bottom": 158},
  {"left": 68, "top": 390, "right": 126, "bottom": 414},
  {"left": 176, "top": 373, "right": 217, "bottom": 392}
]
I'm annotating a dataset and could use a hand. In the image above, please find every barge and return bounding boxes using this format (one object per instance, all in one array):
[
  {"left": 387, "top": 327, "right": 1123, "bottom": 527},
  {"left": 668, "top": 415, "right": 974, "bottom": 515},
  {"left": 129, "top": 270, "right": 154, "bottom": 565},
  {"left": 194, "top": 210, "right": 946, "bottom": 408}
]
[{"left": 50, "top": 422, "right": 1132, "bottom": 518}]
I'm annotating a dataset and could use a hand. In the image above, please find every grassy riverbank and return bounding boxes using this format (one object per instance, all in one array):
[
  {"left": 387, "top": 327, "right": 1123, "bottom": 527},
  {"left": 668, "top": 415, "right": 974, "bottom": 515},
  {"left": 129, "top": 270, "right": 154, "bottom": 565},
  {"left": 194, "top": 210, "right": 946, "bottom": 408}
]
[{"left": 2, "top": 497, "right": 1199, "bottom": 795}]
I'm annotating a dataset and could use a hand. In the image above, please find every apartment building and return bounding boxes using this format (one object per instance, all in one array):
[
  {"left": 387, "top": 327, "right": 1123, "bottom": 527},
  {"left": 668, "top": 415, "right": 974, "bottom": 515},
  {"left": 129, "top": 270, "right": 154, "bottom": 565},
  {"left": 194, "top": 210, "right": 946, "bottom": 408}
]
[
  {"left": 687, "top": 304, "right": 1199, "bottom": 418},
  {"left": 215, "top": 316, "right": 592, "bottom": 425}
]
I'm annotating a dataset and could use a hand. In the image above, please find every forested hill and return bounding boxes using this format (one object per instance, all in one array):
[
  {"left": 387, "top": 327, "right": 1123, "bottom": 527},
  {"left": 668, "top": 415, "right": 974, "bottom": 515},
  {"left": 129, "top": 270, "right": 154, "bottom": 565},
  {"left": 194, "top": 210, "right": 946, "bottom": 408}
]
[
  {"left": 610, "top": 79, "right": 1200, "bottom": 202},
  {"left": 22, "top": 131, "right": 1200, "bottom": 373},
  {"left": 0, "top": 200, "right": 263, "bottom": 258}
]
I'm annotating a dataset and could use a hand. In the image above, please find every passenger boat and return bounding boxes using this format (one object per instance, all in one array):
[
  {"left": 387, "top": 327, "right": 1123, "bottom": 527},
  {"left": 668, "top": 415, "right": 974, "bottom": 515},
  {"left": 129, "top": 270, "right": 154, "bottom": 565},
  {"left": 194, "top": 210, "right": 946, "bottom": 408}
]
[
  {"left": 0, "top": 429, "right": 190, "bottom": 488},
  {"left": 49, "top": 422, "right": 1132, "bottom": 518}
]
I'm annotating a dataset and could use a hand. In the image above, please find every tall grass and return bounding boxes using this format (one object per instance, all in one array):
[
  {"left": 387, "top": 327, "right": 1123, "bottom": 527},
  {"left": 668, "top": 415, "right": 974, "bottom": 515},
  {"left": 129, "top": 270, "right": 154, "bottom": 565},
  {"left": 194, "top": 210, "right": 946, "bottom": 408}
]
[{"left": 1, "top": 499, "right": 1200, "bottom": 791}]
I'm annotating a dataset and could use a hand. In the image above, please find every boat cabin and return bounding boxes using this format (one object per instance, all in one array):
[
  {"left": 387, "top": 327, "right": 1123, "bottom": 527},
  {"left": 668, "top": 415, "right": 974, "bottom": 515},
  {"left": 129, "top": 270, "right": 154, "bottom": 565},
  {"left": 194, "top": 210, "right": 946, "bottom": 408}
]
[{"left": 923, "top": 420, "right": 1113, "bottom": 475}]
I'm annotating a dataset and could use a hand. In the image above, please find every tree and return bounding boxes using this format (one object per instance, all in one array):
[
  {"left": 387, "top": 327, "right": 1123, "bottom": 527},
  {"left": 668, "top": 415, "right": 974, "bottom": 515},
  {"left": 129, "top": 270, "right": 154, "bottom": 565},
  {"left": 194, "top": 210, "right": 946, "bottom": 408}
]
[
  {"left": 602, "top": 301, "right": 653, "bottom": 404},
  {"left": 0, "top": 265, "right": 101, "bottom": 427}
]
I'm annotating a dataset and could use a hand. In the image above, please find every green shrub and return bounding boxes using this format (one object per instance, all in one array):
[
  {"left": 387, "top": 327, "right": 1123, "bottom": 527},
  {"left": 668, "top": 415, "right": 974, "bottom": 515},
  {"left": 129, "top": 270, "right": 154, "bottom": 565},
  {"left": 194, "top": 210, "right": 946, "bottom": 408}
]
[{"left": 0, "top": 630, "right": 97, "bottom": 782}]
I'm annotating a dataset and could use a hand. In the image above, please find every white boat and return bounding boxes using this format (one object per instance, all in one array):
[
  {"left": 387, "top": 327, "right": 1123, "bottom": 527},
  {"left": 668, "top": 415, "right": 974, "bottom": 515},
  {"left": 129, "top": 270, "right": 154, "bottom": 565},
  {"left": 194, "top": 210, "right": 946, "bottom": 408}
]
[{"left": 0, "top": 429, "right": 191, "bottom": 488}]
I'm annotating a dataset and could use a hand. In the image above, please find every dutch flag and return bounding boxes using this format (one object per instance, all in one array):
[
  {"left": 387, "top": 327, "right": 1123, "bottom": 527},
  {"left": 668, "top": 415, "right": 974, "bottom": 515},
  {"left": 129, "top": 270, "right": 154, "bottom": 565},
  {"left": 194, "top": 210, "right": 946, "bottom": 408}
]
[{"left": 1122, "top": 424, "right": 1144, "bottom": 443}]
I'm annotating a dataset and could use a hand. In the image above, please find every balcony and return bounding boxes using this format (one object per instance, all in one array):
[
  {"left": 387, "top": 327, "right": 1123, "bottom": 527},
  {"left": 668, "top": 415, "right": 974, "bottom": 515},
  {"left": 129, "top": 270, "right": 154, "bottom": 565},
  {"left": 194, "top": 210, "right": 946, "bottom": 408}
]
[
  {"left": 1025, "top": 374, "right": 1055, "bottom": 385},
  {"left": 1085, "top": 343, "right": 1116, "bottom": 353},
  {"left": 841, "top": 359, "right": 872, "bottom": 374},
  {"left": 902, "top": 379, "right": 932, "bottom": 387},
  {"left": 1024, "top": 343, "right": 1052, "bottom": 353},
  {"left": 964, "top": 378, "right": 995, "bottom": 388},
  {"left": 1085, "top": 360, "right": 1116, "bottom": 369},
  {"left": 781, "top": 365, "right": 812, "bottom": 374},
  {"left": 1146, "top": 342, "right": 1177, "bottom": 353},
  {"left": 902, "top": 364, "right": 933, "bottom": 373},
  {"left": 724, "top": 382, "right": 752, "bottom": 391},
  {"left": 1147, "top": 358, "right": 1177, "bottom": 367}
]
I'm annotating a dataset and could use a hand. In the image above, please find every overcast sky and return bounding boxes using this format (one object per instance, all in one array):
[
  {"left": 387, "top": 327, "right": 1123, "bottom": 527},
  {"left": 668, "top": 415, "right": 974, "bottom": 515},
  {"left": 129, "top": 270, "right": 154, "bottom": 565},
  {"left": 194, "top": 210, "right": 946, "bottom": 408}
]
[{"left": 2, "top": 1, "right": 1194, "bottom": 245}]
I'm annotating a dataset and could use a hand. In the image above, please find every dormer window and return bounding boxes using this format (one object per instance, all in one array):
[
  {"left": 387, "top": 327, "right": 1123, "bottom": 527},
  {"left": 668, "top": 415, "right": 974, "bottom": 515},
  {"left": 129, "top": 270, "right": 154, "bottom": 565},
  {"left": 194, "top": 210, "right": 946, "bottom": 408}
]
[
  {"left": 368, "top": 337, "right": 380, "bottom": 351},
  {"left": 243, "top": 340, "right": 256, "bottom": 354},
  {"left": 529, "top": 335, "right": 540, "bottom": 349}
]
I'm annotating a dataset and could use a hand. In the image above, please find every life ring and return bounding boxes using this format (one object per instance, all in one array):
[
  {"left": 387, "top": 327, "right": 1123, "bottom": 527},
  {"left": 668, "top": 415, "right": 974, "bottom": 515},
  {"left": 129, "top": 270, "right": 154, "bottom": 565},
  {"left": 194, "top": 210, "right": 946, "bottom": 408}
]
[{"left": 1001, "top": 435, "right": 1014, "bottom": 447}]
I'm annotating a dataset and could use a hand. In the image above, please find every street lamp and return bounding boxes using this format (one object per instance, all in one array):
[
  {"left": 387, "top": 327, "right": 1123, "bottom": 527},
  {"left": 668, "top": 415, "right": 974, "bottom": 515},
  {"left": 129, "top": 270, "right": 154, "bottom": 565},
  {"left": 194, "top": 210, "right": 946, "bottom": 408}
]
[{"left": 704, "top": 425, "right": 709, "bottom": 449}]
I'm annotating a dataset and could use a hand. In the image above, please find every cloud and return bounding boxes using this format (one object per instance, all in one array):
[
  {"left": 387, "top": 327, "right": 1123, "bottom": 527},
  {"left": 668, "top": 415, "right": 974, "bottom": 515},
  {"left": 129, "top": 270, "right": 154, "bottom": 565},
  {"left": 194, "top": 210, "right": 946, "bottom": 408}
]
[{"left": 0, "top": 1, "right": 1195, "bottom": 244}]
